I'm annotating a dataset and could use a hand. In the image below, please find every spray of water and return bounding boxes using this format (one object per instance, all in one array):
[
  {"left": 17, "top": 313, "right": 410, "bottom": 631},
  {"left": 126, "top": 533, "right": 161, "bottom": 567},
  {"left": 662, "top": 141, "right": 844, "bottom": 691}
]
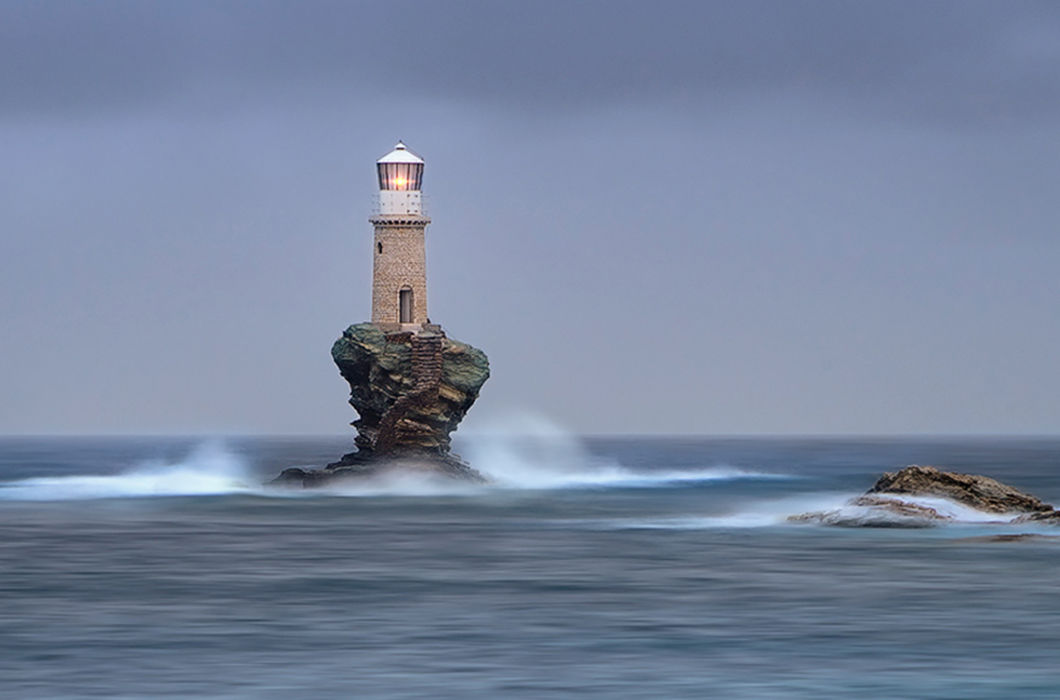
[
  {"left": 597, "top": 491, "right": 860, "bottom": 529},
  {"left": 0, "top": 429, "right": 1043, "bottom": 534},
  {"left": 459, "top": 410, "right": 787, "bottom": 489},
  {"left": 843, "top": 493, "right": 1025, "bottom": 524},
  {"left": 0, "top": 441, "right": 253, "bottom": 501}
]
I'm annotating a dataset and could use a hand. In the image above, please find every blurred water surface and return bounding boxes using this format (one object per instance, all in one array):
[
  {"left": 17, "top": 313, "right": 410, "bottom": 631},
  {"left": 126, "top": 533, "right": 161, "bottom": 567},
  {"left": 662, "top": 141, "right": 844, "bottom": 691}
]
[{"left": 1, "top": 435, "right": 1059, "bottom": 699}]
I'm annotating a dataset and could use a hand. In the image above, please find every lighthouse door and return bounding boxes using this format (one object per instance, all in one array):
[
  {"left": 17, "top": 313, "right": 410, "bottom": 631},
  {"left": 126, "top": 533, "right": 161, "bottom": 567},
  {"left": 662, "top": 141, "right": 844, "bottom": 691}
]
[{"left": 399, "top": 288, "right": 413, "bottom": 323}]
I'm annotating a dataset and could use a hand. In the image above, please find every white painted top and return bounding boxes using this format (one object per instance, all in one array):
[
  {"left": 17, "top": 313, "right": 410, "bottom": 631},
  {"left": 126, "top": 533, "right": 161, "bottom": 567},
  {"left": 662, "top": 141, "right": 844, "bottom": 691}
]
[
  {"left": 377, "top": 141, "right": 424, "bottom": 164},
  {"left": 377, "top": 190, "right": 423, "bottom": 215}
]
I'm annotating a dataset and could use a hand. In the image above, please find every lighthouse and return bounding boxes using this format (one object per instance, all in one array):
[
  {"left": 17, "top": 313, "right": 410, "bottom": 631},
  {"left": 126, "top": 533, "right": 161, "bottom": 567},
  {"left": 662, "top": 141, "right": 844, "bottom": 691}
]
[
  {"left": 370, "top": 141, "right": 430, "bottom": 329},
  {"left": 266, "top": 139, "right": 489, "bottom": 484}
]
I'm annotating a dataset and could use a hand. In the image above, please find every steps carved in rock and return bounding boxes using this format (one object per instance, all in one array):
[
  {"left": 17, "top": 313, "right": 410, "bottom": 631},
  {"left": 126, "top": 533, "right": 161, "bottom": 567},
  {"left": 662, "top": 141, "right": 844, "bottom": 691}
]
[{"left": 372, "top": 332, "right": 445, "bottom": 453}]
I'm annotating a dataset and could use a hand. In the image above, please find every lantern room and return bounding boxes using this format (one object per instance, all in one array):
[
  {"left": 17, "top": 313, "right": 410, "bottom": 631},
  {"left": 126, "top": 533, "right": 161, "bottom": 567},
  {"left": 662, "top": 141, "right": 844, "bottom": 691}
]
[
  {"left": 377, "top": 141, "right": 424, "bottom": 190},
  {"left": 376, "top": 142, "right": 425, "bottom": 215}
]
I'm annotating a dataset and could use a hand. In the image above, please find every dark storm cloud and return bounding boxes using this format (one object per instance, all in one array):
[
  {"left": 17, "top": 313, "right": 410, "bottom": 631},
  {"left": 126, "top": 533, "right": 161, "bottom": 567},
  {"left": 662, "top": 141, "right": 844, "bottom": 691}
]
[
  {"left": 3, "top": 1, "right": 1060, "bottom": 125},
  {"left": 4, "top": 1, "right": 1060, "bottom": 434}
]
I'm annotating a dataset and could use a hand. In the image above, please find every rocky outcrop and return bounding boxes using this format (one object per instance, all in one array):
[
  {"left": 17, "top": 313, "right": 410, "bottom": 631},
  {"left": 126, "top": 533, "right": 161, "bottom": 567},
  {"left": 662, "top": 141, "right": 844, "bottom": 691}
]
[
  {"left": 790, "top": 465, "right": 1060, "bottom": 527},
  {"left": 788, "top": 494, "right": 951, "bottom": 528},
  {"left": 272, "top": 451, "right": 486, "bottom": 486},
  {"left": 867, "top": 465, "right": 1054, "bottom": 514},
  {"left": 272, "top": 323, "right": 489, "bottom": 487}
]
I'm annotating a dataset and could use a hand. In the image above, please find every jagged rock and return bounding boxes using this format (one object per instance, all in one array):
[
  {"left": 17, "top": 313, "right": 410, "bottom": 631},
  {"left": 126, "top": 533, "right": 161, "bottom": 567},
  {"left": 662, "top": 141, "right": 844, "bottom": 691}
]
[
  {"left": 787, "top": 495, "right": 948, "bottom": 528},
  {"left": 271, "top": 322, "right": 489, "bottom": 488},
  {"left": 790, "top": 465, "right": 1060, "bottom": 527},
  {"left": 1012, "top": 510, "right": 1060, "bottom": 524},
  {"left": 271, "top": 452, "right": 487, "bottom": 487},
  {"left": 867, "top": 465, "right": 1054, "bottom": 514}
]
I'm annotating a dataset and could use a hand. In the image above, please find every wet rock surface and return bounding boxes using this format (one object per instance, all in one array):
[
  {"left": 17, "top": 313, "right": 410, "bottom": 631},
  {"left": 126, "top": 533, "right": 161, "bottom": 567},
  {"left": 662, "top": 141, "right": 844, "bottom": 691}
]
[
  {"left": 271, "top": 453, "right": 487, "bottom": 487},
  {"left": 788, "top": 494, "right": 949, "bottom": 528},
  {"left": 867, "top": 465, "right": 1054, "bottom": 514},
  {"left": 271, "top": 322, "right": 489, "bottom": 487},
  {"left": 791, "top": 465, "right": 1060, "bottom": 527}
]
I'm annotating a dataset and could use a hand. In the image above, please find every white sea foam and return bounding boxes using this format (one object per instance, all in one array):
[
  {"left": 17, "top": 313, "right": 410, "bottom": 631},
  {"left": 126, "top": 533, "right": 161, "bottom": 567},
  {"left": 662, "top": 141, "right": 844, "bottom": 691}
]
[
  {"left": 0, "top": 441, "right": 254, "bottom": 501},
  {"left": 309, "top": 470, "right": 487, "bottom": 498},
  {"left": 853, "top": 493, "right": 1024, "bottom": 523},
  {"left": 0, "top": 414, "right": 793, "bottom": 501},
  {"left": 591, "top": 490, "right": 1036, "bottom": 531},
  {"left": 598, "top": 492, "right": 860, "bottom": 529},
  {"left": 777, "top": 492, "right": 1028, "bottom": 528},
  {"left": 488, "top": 463, "right": 790, "bottom": 489},
  {"left": 460, "top": 411, "right": 789, "bottom": 489}
]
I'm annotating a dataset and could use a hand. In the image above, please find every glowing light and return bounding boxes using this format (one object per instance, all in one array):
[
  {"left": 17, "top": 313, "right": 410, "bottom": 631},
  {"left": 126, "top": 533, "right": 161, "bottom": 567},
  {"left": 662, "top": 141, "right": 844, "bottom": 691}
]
[{"left": 393, "top": 176, "right": 408, "bottom": 189}]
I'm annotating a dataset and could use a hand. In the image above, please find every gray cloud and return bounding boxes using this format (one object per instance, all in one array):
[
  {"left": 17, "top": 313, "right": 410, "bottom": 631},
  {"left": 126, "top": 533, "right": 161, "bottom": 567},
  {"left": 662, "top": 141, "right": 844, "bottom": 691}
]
[
  {"left": 2, "top": 1, "right": 1059, "bottom": 435},
  {"left": 3, "top": 1, "right": 1060, "bottom": 125}
]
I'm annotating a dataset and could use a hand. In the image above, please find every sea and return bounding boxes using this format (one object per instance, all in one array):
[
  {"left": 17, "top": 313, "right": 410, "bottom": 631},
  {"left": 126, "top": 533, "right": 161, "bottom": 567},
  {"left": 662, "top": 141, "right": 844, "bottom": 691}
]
[{"left": 2, "top": 433, "right": 1059, "bottom": 699}]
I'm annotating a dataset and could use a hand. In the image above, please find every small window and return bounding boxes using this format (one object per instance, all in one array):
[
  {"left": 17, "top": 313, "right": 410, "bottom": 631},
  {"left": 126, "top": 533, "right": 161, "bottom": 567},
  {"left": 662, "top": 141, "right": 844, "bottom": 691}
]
[{"left": 377, "top": 242, "right": 383, "bottom": 254}]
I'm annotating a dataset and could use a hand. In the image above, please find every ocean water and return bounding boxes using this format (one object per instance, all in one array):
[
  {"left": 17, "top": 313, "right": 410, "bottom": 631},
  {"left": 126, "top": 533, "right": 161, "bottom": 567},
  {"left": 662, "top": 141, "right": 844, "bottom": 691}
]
[{"left": 2, "top": 434, "right": 1060, "bottom": 699}]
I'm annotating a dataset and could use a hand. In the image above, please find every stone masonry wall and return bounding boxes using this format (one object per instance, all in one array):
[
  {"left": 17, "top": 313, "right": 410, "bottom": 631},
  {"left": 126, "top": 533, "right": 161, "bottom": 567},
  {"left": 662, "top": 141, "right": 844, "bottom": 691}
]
[{"left": 371, "top": 216, "right": 429, "bottom": 326}]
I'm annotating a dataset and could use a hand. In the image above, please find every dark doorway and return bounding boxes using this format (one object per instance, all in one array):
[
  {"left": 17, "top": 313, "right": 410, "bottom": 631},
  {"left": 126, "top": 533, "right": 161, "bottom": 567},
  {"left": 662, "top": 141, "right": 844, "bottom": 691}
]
[{"left": 399, "top": 288, "right": 413, "bottom": 323}]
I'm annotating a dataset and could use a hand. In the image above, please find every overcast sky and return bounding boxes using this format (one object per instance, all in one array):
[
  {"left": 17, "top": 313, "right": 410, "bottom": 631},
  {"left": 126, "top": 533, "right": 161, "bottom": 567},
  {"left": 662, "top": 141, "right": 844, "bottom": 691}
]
[{"left": 2, "top": 1, "right": 1059, "bottom": 435}]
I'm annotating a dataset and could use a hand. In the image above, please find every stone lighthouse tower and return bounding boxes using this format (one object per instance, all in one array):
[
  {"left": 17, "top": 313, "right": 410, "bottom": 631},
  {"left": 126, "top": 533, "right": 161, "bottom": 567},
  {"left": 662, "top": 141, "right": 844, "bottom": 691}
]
[
  {"left": 267, "top": 140, "right": 491, "bottom": 486},
  {"left": 370, "top": 141, "right": 429, "bottom": 329}
]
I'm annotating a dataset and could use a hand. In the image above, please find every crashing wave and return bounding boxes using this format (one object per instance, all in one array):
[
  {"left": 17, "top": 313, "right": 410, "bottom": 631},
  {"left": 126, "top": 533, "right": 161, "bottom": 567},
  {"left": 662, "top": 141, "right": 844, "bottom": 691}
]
[{"left": 0, "top": 442, "right": 252, "bottom": 501}]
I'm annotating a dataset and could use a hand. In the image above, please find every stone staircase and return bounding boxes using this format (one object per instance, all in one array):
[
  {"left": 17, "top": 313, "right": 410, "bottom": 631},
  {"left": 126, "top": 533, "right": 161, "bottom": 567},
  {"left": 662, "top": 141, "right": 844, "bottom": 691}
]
[
  {"left": 411, "top": 333, "right": 443, "bottom": 398},
  {"left": 372, "top": 331, "right": 444, "bottom": 453}
]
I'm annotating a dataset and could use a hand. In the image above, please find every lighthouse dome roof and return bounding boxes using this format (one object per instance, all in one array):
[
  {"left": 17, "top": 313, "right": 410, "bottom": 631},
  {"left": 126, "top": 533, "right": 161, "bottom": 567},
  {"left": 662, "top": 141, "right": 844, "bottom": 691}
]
[{"left": 377, "top": 141, "right": 424, "bottom": 165}]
